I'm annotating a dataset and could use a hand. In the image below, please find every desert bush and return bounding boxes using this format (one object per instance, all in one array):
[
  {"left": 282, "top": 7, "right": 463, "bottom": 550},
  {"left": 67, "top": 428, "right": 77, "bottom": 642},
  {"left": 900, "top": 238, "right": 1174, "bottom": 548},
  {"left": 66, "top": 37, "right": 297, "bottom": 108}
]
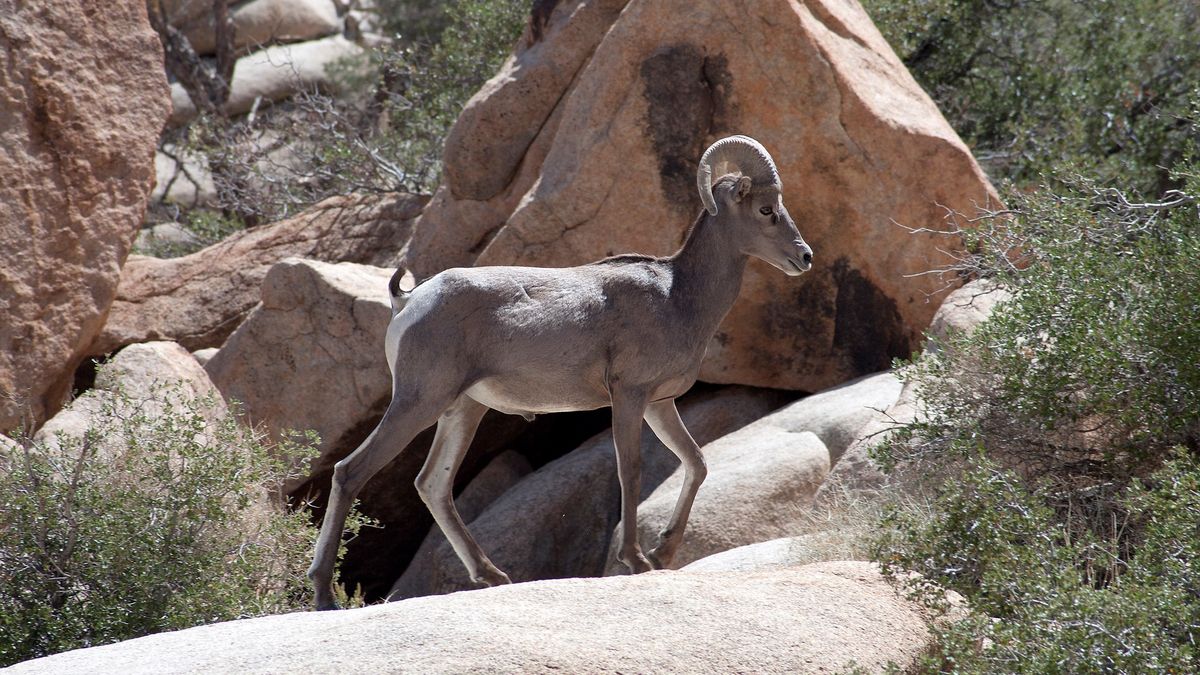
[
  {"left": 868, "top": 117, "right": 1200, "bottom": 670},
  {"left": 0, "top": 390, "right": 322, "bottom": 666},
  {"left": 880, "top": 153, "right": 1200, "bottom": 483},
  {"left": 862, "top": 0, "right": 1200, "bottom": 193},
  {"left": 875, "top": 453, "right": 1200, "bottom": 672}
]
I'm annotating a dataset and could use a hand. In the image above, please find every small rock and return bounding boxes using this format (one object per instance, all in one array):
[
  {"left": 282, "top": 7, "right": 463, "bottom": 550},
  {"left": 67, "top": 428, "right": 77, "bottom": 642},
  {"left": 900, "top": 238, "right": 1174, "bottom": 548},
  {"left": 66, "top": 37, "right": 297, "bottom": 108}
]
[
  {"left": 35, "top": 342, "right": 227, "bottom": 456},
  {"left": 151, "top": 145, "right": 216, "bottom": 208},
  {"left": 927, "top": 278, "right": 1011, "bottom": 349},
  {"left": 134, "top": 222, "right": 204, "bottom": 255},
  {"left": 191, "top": 347, "right": 219, "bottom": 366},
  {"left": 168, "top": 35, "right": 363, "bottom": 127},
  {"left": 182, "top": 0, "right": 341, "bottom": 56}
]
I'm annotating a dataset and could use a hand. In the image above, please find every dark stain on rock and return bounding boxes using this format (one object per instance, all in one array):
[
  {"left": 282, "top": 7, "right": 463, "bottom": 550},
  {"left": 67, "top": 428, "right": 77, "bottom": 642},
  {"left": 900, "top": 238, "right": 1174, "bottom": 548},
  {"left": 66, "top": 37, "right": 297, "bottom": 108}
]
[
  {"left": 831, "top": 257, "right": 912, "bottom": 374},
  {"left": 758, "top": 267, "right": 837, "bottom": 375},
  {"left": 703, "top": 51, "right": 735, "bottom": 131},
  {"left": 640, "top": 45, "right": 733, "bottom": 211}
]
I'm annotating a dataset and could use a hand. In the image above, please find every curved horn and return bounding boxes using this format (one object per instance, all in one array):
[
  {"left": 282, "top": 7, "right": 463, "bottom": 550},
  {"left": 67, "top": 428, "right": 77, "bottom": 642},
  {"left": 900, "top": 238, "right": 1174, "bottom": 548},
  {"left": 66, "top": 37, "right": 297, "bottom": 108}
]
[{"left": 696, "top": 135, "right": 783, "bottom": 215}]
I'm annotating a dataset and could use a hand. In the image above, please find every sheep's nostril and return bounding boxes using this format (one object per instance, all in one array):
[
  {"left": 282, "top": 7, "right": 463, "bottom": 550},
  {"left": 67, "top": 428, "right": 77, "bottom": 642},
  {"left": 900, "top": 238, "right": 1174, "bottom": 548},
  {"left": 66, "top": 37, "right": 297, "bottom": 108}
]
[{"left": 802, "top": 251, "right": 813, "bottom": 266}]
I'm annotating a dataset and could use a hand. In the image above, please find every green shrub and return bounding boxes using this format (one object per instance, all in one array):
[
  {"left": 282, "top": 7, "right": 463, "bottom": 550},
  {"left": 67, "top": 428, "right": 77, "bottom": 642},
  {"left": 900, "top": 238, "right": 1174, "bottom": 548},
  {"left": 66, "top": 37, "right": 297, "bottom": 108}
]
[
  {"left": 862, "top": 0, "right": 1200, "bottom": 193},
  {"left": 0, "top": 390, "right": 319, "bottom": 666},
  {"left": 880, "top": 150, "right": 1200, "bottom": 482},
  {"left": 875, "top": 453, "right": 1200, "bottom": 672},
  {"left": 870, "top": 119, "right": 1200, "bottom": 670}
]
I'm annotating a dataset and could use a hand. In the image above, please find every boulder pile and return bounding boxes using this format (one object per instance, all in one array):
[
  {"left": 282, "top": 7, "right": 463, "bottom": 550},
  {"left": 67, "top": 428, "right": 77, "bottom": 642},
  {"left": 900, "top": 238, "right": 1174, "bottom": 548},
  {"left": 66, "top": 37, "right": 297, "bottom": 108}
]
[{"left": 0, "top": 0, "right": 1010, "bottom": 669}]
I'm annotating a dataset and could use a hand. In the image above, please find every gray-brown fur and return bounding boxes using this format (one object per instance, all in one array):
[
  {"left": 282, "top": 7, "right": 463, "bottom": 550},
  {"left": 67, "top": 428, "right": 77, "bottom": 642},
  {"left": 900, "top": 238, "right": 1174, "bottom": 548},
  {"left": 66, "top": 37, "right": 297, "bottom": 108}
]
[{"left": 307, "top": 137, "right": 813, "bottom": 610}]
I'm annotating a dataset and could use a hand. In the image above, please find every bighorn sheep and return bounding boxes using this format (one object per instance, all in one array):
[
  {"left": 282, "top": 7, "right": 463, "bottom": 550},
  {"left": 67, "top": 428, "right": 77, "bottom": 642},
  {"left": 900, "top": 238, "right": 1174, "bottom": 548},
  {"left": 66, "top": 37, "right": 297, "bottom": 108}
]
[{"left": 307, "top": 135, "right": 812, "bottom": 609}]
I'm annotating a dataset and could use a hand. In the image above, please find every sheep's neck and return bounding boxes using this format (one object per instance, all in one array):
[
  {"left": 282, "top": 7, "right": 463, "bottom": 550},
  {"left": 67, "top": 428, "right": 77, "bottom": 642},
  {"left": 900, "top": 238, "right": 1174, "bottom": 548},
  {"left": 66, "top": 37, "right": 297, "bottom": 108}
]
[{"left": 669, "top": 213, "right": 748, "bottom": 334}]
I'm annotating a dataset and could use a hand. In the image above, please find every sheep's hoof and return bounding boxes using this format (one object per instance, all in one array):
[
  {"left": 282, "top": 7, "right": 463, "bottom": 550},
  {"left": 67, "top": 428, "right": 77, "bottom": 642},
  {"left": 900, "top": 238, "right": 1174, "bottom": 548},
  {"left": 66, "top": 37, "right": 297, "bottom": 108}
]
[
  {"left": 647, "top": 539, "right": 677, "bottom": 570},
  {"left": 472, "top": 565, "right": 512, "bottom": 588},
  {"left": 621, "top": 551, "right": 655, "bottom": 574}
]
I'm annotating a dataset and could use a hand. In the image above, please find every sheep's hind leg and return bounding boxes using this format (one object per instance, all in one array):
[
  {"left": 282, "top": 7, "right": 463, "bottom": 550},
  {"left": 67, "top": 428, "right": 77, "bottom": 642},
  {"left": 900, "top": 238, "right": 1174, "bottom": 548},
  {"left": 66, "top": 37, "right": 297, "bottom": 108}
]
[
  {"left": 643, "top": 398, "right": 706, "bottom": 570},
  {"left": 414, "top": 396, "right": 511, "bottom": 588},
  {"left": 611, "top": 387, "right": 654, "bottom": 574},
  {"left": 307, "top": 395, "right": 444, "bottom": 610}
]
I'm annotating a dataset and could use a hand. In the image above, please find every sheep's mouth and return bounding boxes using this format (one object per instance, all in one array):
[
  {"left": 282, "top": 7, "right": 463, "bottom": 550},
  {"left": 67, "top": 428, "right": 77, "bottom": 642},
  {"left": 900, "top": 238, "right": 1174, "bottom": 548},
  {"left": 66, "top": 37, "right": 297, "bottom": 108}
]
[{"left": 787, "top": 258, "right": 811, "bottom": 274}]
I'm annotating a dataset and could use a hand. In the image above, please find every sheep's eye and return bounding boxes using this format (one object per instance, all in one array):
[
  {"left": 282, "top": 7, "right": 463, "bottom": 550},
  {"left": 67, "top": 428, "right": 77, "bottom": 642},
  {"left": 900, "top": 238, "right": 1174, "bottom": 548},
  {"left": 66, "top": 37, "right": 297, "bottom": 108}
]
[{"left": 759, "top": 206, "right": 773, "bottom": 216}]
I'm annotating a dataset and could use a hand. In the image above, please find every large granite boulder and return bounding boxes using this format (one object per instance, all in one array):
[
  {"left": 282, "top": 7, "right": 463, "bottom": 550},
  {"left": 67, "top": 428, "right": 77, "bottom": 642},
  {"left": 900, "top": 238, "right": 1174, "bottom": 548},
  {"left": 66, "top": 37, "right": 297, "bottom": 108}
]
[
  {"left": 401, "top": 0, "right": 1000, "bottom": 395},
  {"left": 0, "top": 0, "right": 170, "bottom": 432},
  {"left": 93, "top": 192, "right": 426, "bottom": 354},
  {"left": 6, "top": 562, "right": 961, "bottom": 674},
  {"left": 204, "top": 258, "right": 394, "bottom": 469},
  {"left": 182, "top": 0, "right": 341, "bottom": 56}
]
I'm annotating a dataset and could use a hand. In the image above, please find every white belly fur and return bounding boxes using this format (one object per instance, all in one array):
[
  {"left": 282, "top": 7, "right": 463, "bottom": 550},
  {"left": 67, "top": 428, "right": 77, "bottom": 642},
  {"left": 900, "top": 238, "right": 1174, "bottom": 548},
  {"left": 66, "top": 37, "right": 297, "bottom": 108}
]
[{"left": 464, "top": 378, "right": 609, "bottom": 416}]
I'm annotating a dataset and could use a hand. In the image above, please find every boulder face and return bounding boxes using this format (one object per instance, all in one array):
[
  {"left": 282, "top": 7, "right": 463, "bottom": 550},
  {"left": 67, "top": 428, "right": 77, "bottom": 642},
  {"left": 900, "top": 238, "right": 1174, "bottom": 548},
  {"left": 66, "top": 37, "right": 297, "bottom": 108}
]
[
  {"left": 403, "top": 0, "right": 999, "bottom": 393},
  {"left": 181, "top": 0, "right": 341, "bottom": 56},
  {"left": 607, "top": 425, "right": 830, "bottom": 572},
  {"left": 6, "top": 562, "right": 959, "bottom": 674},
  {"left": 204, "top": 258, "right": 395, "bottom": 468},
  {"left": 683, "top": 536, "right": 843, "bottom": 573},
  {"left": 926, "top": 278, "right": 1011, "bottom": 347},
  {"left": 755, "top": 371, "right": 903, "bottom": 464},
  {"left": 94, "top": 192, "right": 426, "bottom": 355},
  {"left": 0, "top": 0, "right": 170, "bottom": 432}
]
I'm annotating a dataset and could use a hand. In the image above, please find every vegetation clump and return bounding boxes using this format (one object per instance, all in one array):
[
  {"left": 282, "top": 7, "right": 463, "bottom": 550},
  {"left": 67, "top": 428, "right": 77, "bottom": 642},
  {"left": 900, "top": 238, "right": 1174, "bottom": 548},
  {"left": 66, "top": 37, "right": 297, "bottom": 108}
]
[
  {"left": 870, "top": 131, "right": 1200, "bottom": 670},
  {"left": 863, "top": 0, "right": 1200, "bottom": 194},
  {"left": 0, "top": 388, "right": 320, "bottom": 667}
]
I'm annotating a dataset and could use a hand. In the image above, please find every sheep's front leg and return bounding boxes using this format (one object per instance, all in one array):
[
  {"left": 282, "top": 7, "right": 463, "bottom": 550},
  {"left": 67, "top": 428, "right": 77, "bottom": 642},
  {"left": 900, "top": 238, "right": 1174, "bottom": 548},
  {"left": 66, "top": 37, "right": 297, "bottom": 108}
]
[
  {"left": 611, "top": 387, "right": 653, "bottom": 574},
  {"left": 643, "top": 398, "right": 706, "bottom": 569}
]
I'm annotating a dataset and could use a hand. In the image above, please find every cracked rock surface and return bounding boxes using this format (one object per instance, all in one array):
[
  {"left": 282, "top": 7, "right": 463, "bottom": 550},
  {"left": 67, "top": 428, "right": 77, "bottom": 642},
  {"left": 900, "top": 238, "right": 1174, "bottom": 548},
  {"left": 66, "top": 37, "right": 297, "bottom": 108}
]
[
  {"left": 0, "top": 0, "right": 170, "bottom": 432},
  {"left": 204, "top": 258, "right": 394, "bottom": 476},
  {"left": 93, "top": 192, "right": 426, "bottom": 355}
]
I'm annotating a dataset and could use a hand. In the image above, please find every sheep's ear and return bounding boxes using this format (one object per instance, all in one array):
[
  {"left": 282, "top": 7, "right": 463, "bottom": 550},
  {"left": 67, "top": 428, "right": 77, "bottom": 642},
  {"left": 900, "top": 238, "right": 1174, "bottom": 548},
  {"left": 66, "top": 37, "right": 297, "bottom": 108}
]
[{"left": 734, "top": 175, "right": 754, "bottom": 202}]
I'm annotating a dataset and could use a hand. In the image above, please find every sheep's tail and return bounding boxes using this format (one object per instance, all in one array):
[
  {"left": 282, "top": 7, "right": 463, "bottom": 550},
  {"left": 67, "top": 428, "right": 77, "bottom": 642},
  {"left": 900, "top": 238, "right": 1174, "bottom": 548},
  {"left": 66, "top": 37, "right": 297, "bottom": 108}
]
[{"left": 388, "top": 267, "right": 416, "bottom": 316}]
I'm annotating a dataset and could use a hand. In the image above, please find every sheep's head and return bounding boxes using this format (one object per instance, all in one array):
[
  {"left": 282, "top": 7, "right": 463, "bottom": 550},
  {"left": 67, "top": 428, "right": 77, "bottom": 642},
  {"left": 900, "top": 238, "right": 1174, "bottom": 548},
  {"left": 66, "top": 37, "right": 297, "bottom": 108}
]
[{"left": 697, "top": 135, "right": 813, "bottom": 276}]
